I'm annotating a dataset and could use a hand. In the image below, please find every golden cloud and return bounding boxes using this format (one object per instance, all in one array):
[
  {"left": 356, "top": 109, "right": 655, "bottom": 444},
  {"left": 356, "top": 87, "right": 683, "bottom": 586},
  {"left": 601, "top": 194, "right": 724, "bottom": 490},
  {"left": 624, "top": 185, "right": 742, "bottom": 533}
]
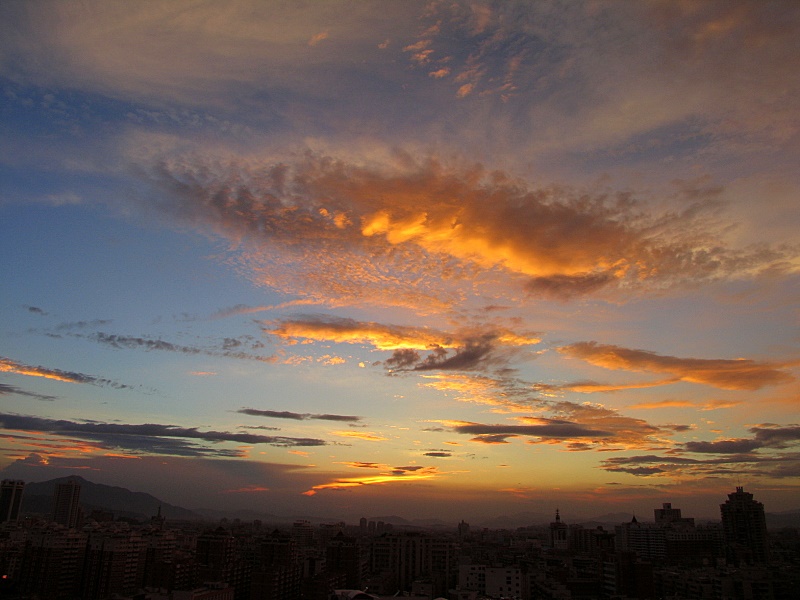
[
  {"left": 331, "top": 430, "right": 389, "bottom": 442},
  {"left": 559, "top": 342, "right": 796, "bottom": 390},
  {"left": 266, "top": 316, "right": 455, "bottom": 350},
  {"left": 135, "top": 150, "right": 794, "bottom": 311},
  {"left": 302, "top": 465, "right": 442, "bottom": 495}
]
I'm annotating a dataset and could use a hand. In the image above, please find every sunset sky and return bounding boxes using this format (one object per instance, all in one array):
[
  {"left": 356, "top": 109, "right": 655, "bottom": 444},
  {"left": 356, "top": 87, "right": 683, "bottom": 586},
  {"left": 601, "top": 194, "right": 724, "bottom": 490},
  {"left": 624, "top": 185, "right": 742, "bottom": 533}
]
[{"left": 1, "top": 0, "right": 799, "bottom": 522}]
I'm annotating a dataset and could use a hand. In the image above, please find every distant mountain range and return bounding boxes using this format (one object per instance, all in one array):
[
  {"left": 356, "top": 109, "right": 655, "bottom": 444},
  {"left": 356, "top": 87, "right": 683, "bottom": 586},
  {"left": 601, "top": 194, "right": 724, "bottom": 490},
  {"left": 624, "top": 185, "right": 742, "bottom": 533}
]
[
  {"left": 20, "top": 476, "right": 201, "bottom": 522},
  {"left": 17, "top": 476, "right": 800, "bottom": 529}
]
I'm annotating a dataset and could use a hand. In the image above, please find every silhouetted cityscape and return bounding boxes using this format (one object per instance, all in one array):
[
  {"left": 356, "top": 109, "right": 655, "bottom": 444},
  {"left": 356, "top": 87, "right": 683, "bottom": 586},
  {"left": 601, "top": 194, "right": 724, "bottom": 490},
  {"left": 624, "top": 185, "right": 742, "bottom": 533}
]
[{"left": 0, "top": 478, "right": 798, "bottom": 599}]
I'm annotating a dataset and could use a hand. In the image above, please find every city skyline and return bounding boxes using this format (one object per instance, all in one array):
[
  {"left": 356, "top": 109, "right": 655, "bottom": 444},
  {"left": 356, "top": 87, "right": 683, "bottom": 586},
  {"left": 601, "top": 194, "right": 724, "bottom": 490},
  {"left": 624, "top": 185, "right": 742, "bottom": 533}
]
[{"left": 1, "top": 1, "right": 799, "bottom": 521}]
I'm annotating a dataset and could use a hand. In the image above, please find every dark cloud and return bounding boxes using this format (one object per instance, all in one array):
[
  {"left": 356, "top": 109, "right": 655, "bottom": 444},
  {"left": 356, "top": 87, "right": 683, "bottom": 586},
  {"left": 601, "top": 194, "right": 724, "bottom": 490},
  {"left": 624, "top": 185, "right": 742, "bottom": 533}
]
[
  {"left": 54, "top": 319, "right": 113, "bottom": 331},
  {"left": 423, "top": 451, "right": 451, "bottom": 457},
  {"left": 603, "top": 454, "right": 702, "bottom": 466},
  {"left": 525, "top": 272, "right": 617, "bottom": 300},
  {"left": 663, "top": 424, "right": 694, "bottom": 432},
  {"left": 681, "top": 426, "right": 800, "bottom": 455},
  {"left": 607, "top": 466, "right": 666, "bottom": 476},
  {"left": 453, "top": 421, "right": 612, "bottom": 440},
  {"left": 412, "top": 340, "right": 495, "bottom": 372},
  {"left": 387, "top": 332, "right": 535, "bottom": 375},
  {"left": 751, "top": 425, "right": 800, "bottom": 448},
  {"left": 683, "top": 439, "right": 761, "bottom": 454},
  {"left": 25, "top": 306, "right": 47, "bottom": 315},
  {"left": 391, "top": 465, "right": 425, "bottom": 476},
  {"left": 385, "top": 349, "right": 422, "bottom": 369},
  {"left": 91, "top": 332, "right": 199, "bottom": 353},
  {"left": 769, "top": 462, "right": 800, "bottom": 478},
  {"left": 238, "top": 408, "right": 361, "bottom": 422},
  {"left": 222, "top": 337, "right": 242, "bottom": 350},
  {"left": 87, "top": 332, "right": 275, "bottom": 363},
  {"left": 470, "top": 434, "right": 516, "bottom": 444},
  {"left": 600, "top": 449, "right": 800, "bottom": 479},
  {"left": 0, "top": 413, "right": 327, "bottom": 454},
  {"left": 0, "top": 382, "right": 57, "bottom": 401}
]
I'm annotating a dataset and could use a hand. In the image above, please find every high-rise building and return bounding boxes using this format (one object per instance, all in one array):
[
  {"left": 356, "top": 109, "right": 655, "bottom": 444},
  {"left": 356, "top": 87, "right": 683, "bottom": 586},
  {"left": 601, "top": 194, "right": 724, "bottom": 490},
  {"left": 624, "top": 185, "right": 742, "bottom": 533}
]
[
  {"left": 369, "top": 531, "right": 457, "bottom": 596},
  {"left": 53, "top": 478, "right": 81, "bottom": 528},
  {"left": 82, "top": 527, "right": 146, "bottom": 599},
  {"left": 18, "top": 526, "right": 87, "bottom": 598},
  {"left": 549, "top": 509, "right": 569, "bottom": 550},
  {"left": 251, "top": 530, "right": 301, "bottom": 600},
  {"left": 720, "top": 486, "right": 769, "bottom": 564},
  {"left": 0, "top": 480, "right": 24, "bottom": 523},
  {"left": 654, "top": 502, "right": 694, "bottom": 528}
]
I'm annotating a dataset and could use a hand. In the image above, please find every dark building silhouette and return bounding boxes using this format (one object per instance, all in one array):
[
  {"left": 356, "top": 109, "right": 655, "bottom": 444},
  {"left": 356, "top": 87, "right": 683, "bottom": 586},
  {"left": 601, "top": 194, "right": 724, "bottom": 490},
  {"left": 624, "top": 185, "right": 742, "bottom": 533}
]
[
  {"left": 18, "top": 526, "right": 87, "bottom": 598},
  {"left": 196, "top": 527, "right": 251, "bottom": 600},
  {"left": 369, "top": 531, "right": 458, "bottom": 596},
  {"left": 81, "top": 526, "right": 146, "bottom": 599},
  {"left": 250, "top": 529, "right": 301, "bottom": 600},
  {"left": 0, "top": 479, "right": 24, "bottom": 523},
  {"left": 326, "top": 531, "right": 362, "bottom": 589},
  {"left": 53, "top": 478, "right": 82, "bottom": 528},
  {"left": 549, "top": 509, "right": 568, "bottom": 550},
  {"left": 720, "top": 485, "right": 769, "bottom": 564}
]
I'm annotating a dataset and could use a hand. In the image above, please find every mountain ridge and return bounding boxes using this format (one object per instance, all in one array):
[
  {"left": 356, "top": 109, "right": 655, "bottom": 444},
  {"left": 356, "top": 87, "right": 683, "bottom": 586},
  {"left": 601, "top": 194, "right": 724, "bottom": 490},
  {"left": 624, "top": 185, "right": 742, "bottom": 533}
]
[{"left": 14, "top": 476, "right": 800, "bottom": 529}]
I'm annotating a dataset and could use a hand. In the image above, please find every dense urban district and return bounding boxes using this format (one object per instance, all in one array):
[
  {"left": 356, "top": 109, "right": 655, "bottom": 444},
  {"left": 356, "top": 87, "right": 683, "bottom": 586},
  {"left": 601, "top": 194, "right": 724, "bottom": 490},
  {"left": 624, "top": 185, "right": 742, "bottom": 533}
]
[{"left": 0, "top": 478, "right": 798, "bottom": 600}]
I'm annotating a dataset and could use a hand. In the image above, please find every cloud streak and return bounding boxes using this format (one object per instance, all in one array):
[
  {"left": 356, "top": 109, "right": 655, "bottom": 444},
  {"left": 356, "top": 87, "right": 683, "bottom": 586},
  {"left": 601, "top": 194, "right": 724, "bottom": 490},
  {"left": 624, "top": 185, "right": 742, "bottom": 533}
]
[
  {"left": 0, "top": 357, "right": 132, "bottom": 390},
  {"left": 0, "top": 413, "right": 327, "bottom": 458},
  {"left": 238, "top": 408, "right": 361, "bottom": 422},
  {"left": 0, "top": 382, "right": 57, "bottom": 401},
  {"left": 87, "top": 332, "right": 275, "bottom": 363},
  {"left": 559, "top": 342, "right": 796, "bottom": 390}
]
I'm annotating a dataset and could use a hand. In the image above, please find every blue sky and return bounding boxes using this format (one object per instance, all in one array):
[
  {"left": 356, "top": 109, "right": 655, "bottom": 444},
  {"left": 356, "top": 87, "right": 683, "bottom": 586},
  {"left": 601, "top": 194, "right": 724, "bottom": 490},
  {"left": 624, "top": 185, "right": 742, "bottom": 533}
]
[{"left": 1, "top": 0, "right": 799, "bottom": 521}]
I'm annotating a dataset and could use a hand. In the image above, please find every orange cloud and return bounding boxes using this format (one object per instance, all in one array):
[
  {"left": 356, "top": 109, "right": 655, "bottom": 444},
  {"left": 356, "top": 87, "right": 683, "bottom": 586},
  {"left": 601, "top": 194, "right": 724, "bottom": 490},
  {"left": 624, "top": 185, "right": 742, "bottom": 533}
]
[
  {"left": 223, "top": 485, "right": 270, "bottom": 493},
  {"left": 421, "top": 373, "right": 532, "bottom": 412},
  {"left": 138, "top": 152, "right": 793, "bottom": 310},
  {"left": 266, "top": 316, "right": 455, "bottom": 350},
  {"left": 1, "top": 357, "right": 91, "bottom": 384},
  {"left": 559, "top": 342, "right": 796, "bottom": 390},
  {"left": 331, "top": 430, "right": 389, "bottom": 442},
  {"left": 559, "top": 378, "right": 681, "bottom": 393},
  {"left": 628, "top": 399, "right": 742, "bottom": 411},
  {"left": 302, "top": 466, "right": 442, "bottom": 495},
  {"left": 308, "top": 31, "right": 328, "bottom": 46},
  {"left": 627, "top": 399, "right": 696, "bottom": 409}
]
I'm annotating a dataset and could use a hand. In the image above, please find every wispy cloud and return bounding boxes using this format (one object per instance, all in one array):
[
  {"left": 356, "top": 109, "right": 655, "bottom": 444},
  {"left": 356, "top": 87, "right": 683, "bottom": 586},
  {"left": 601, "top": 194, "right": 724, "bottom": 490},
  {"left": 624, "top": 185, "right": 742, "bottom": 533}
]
[
  {"left": 302, "top": 465, "right": 443, "bottom": 495},
  {"left": 628, "top": 399, "right": 742, "bottom": 411},
  {"left": 331, "top": 430, "right": 389, "bottom": 442},
  {"left": 0, "top": 357, "right": 132, "bottom": 389},
  {"left": 238, "top": 408, "right": 362, "bottom": 422},
  {"left": 450, "top": 420, "right": 612, "bottom": 445},
  {"left": 559, "top": 342, "right": 796, "bottom": 390},
  {"left": 599, "top": 424, "right": 800, "bottom": 479},
  {"left": 135, "top": 151, "right": 794, "bottom": 310},
  {"left": 83, "top": 332, "right": 275, "bottom": 363},
  {"left": 683, "top": 425, "right": 800, "bottom": 454},
  {"left": 0, "top": 413, "right": 327, "bottom": 459},
  {"left": 0, "top": 382, "right": 57, "bottom": 401},
  {"left": 265, "top": 314, "right": 458, "bottom": 350}
]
